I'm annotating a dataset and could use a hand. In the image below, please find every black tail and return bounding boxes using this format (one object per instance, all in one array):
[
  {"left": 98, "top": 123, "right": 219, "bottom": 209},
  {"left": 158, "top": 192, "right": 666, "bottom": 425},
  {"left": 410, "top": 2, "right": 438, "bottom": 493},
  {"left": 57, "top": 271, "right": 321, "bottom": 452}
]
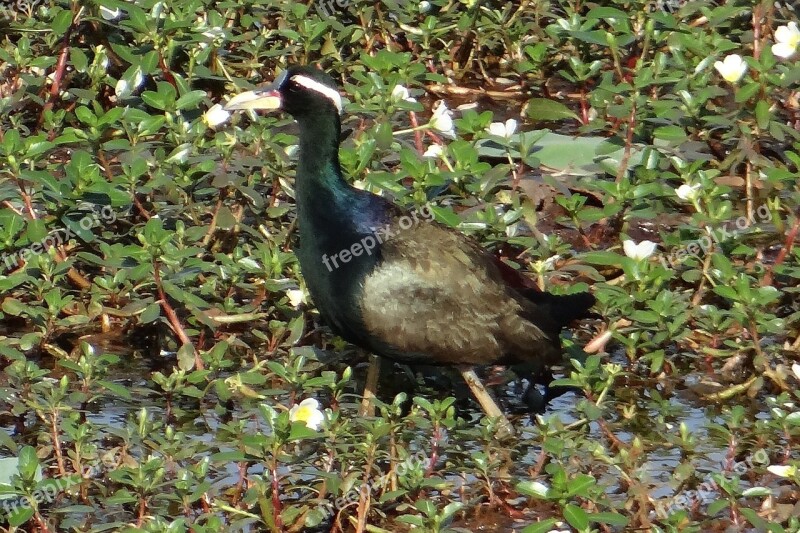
[{"left": 524, "top": 290, "right": 597, "bottom": 328}]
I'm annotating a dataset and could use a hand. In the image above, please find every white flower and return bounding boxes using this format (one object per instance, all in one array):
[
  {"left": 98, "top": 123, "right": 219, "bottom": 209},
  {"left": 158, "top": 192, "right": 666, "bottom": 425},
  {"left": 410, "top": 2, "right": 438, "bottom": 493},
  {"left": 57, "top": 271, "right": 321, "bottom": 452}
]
[
  {"left": 419, "top": 0, "right": 431, "bottom": 12},
  {"left": 792, "top": 363, "right": 800, "bottom": 381},
  {"left": 675, "top": 183, "right": 701, "bottom": 201},
  {"left": 289, "top": 398, "right": 324, "bottom": 430},
  {"left": 767, "top": 465, "right": 797, "bottom": 478},
  {"left": 390, "top": 84, "right": 416, "bottom": 104},
  {"left": 286, "top": 289, "right": 305, "bottom": 308},
  {"left": 423, "top": 144, "right": 443, "bottom": 158},
  {"left": 99, "top": 5, "right": 120, "bottom": 20},
  {"left": 714, "top": 54, "right": 747, "bottom": 83},
  {"left": 429, "top": 101, "right": 455, "bottom": 138},
  {"left": 203, "top": 104, "right": 230, "bottom": 128},
  {"left": 623, "top": 239, "right": 657, "bottom": 261},
  {"left": 772, "top": 22, "right": 800, "bottom": 59},
  {"left": 487, "top": 118, "right": 518, "bottom": 139}
]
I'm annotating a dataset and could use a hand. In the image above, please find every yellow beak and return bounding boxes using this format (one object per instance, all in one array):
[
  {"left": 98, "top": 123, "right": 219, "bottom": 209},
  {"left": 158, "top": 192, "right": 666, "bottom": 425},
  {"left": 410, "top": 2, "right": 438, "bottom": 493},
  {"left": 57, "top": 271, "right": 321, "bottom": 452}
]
[{"left": 224, "top": 88, "right": 282, "bottom": 111}]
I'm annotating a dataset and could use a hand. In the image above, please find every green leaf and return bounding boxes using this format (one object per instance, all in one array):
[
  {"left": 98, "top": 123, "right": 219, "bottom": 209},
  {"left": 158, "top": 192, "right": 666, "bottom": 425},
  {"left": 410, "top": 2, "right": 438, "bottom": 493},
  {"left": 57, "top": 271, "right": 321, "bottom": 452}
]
[
  {"left": 428, "top": 205, "right": 461, "bottom": 228},
  {"left": 755, "top": 100, "right": 771, "bottom": 130},
  {"left": 216, "top": 206, "right": 237, "bottom": 230},
  {"left": 739, "top": 507, "right": 769, "bottom": 530},
  {"left": 52, "top": 9, "right": 73, "bottom": 34},
  {"left": 583, "top": 251, "right": 624, "bottom": 266},
  {"left": 713, "top": 285, "right": 739, "bottom": 301},
  {"left": 563, "top": 503, "right": 589, "bottom": 529},
  {"left": 564, "top": 474, "right": 597, "bottom": 498},
  {"left": 735, "top": 82, "right": 760, "bottom": 103},
  {"left": 210, "top": 450, "right": 247, "bottom": 462},
  {"left": 785, "top": 411, "right": 800, "bottom": 426},
  {"left": 2, "top": 299, "right": 27, "bottom": 316},
  {"left": 8, "top": 505, "right": 34, "bottom": 527},
  {"left": 517, "top": 480, "right": 550, "bottom": 498},
  {"left": 654, "top": 125, "right": 687, "bottom": 143},
  {"left": 396, "top": 515, "right": 425, "bottom": 526},
  {"left": 70, "top": 47, "right": 88, "bottom": 72},
  {"left": 141, "top": 91, "right": 169, "bottom": 111},
  {"left": 588, "top": 511, "right": 629, "bottom": 526},
  {"left": 97, "top": 380, "right": 132, "bottom": 400},
  {"left": 706, "top": 498, "right": 729, "bottom": 516},
  {"left": 527, "top": 98, "right": 578, "bottom": 121},
  {"left": 139, "top": 302, "right": 161, "bottom": 324},
  {"left": 177, "top": 343, "right": 196, "bottom": 371},
  {"left": 586, "top": 6, "right": 629, "bottom": 20},
  {"left": 175, "top": 90, "right": 207, "bottom": 111},
  {"left": 74, "top": 106, "right": 97, "bottom": 127},
  {"left": 741, "top": 487, "right": 772, "bottom": 497},
  {"left": 122, "top": 4, "right": 150, "bottom": 33},
  {"left": 289, "top": 421, "right": 321, "bottom": 441},
  {"left": 521, "top": 519, "right": 559, "bottom": 533},
  {"left": 17, "top": 446, "right": 39, "bottom": 481}
]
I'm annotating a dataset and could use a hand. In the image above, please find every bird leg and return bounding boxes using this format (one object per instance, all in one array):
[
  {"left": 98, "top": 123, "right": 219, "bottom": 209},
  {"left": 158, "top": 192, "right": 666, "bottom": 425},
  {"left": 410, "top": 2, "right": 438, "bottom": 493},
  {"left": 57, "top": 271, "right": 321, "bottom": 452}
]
[
  {"left": 458, "top": 367, "right": 515, "bottom": 439},
  {"left": 359, "top": 354, "right": 381, "bottom": 417}
]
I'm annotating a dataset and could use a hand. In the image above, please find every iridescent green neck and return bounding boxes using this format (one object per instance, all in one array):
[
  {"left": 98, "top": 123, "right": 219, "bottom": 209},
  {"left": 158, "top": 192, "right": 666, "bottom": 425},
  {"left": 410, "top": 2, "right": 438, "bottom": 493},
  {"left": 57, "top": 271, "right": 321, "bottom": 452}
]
[{"left": 295, "top": 112, "right": 352, "bottom": 214}]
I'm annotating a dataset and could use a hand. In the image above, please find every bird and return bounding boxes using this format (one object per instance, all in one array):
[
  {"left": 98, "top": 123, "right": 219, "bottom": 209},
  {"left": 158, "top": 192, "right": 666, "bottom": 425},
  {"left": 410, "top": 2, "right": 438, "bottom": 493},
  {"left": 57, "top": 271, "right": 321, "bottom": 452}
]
[{"left": 224, "top": 65, "right": 595, "bottom": 436}]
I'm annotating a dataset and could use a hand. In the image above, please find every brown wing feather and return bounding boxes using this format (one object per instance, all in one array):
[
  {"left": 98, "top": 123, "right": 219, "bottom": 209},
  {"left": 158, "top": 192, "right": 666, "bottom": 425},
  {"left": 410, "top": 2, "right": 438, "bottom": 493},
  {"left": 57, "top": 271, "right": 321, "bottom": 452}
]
[{"left": 359, "top": 220, "right": 557, "bottom": 366}]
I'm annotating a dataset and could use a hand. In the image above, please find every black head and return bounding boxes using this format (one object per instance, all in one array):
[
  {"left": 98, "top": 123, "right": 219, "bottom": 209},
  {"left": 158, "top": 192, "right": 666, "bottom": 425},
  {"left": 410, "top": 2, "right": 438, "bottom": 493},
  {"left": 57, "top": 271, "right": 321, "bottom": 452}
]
[{"left": 224, "top": 65, "right": 342, "bottom": 119}]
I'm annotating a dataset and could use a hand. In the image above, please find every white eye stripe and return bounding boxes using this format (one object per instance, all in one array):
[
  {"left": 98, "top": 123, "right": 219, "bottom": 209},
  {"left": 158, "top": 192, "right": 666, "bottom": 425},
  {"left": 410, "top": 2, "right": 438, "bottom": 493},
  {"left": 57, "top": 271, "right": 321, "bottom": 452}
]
[{"left": 290, "top": 74, "right": 343, "bottom": 113}]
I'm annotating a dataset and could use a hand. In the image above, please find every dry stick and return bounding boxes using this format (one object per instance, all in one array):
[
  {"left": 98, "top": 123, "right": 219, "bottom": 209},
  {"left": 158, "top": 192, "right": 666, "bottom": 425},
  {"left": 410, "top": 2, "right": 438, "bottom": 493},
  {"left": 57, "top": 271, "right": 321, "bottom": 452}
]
[
  {"left": 762, "top": 211, "right": 800, "bottom": 288},
  {"left": 13, "top": 177, "right": 36, "bottom": 218},
  {"left": 425, "top": 422, "right": 440, "bottom": 478},
  {"left": 691, "top": 248, "right": 715, "bottom": 307},
  {"left": 137, "top": 497, "right": 146, "bottom": 527},
  {"left": 9, "top": 177, "right": 91, "bottom": 288},
  {"left": 201, "top": 194, "right": 225, "bottom": 249},
  {"left": 39, "top": 6, "right": 82, "bottom": 132},
  {"left": 752, "top": 5, "right": 763, "bottom": 62},
  {"left": 32, "top": 513, "right": 52, "bottom": 533},
  {"left": 152, "top": 259, "right": 203, "bottom": 369},
  {"left": 270, "top": 458, "right": 284, "bottom": 533},
  {"left": 615, "top": 100, "right": 637, "bottom": 184},
  {"left": 97, "top": 150, "right": 151, "bottom": 219},
  {"left": 158, "top": 52, "right": 177, "bottom": 87},
  {"left": 745, "top": 161, "right": 754, "bottom": 224},
  {"left": 29, "top": 9, "right": 94, "bottom": 289},
  {"left": 458, "top": 367, "right": 514, "bottom": 439},
  {"left": 358, "top": 354, "right": 381, "bottom": 417},
  {"left": 355, "top": 445, "right": 376, "bottom": 533},
  {"left": 409, "top": 111, "right": 424, "bottom": 154},
  {"left": 50, "top": 411, "right": 66, "bottom": 477}
]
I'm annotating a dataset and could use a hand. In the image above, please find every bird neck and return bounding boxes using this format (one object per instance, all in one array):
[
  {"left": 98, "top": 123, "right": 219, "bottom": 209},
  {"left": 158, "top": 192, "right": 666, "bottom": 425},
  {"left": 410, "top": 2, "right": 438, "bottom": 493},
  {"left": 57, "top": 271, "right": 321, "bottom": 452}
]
[{"left": 295, "top": 112, "right": 353, "bottom": 212}]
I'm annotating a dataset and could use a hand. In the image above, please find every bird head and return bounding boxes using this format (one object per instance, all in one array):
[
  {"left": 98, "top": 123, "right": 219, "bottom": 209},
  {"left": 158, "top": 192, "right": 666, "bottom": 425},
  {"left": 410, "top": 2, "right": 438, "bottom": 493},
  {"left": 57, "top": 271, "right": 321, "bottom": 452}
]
[{"left": 224, "top": 66, "right": 342, "bottom": 119}]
